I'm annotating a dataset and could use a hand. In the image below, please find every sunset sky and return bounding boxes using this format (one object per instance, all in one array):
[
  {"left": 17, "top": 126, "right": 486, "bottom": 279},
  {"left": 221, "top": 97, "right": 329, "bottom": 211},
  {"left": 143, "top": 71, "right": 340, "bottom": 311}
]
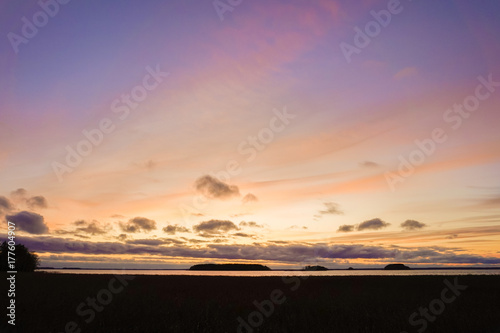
[{"left": 1, "top": 0, "right": 499, "bottom": 269}]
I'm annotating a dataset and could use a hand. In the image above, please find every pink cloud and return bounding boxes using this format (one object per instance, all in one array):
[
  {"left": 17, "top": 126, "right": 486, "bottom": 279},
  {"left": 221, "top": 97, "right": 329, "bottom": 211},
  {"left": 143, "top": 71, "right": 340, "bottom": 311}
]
[{"left": 393, "top": 67, "right": 419, "bottom": 80}]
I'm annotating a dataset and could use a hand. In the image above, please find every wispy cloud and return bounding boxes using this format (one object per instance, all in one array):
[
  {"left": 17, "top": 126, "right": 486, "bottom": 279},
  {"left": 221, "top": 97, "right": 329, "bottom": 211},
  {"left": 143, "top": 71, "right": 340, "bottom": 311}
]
[
  {"left": 393, "top": 67, "right": 418, "bottom": 80},
  {"left": 26, "top": 196, "right": 48, "bottom": 209},
  {"left": 315, "top": 202, "right": 344, "bottom": 220},
  {"left": 239, "top": 221, "right": 264, "bottom": 228},
  {"left": 359, "top": 161, "right": 379, "bottom": 168},
  {"left": 242, "top": 193, "right": 258, "bottom": 204}
]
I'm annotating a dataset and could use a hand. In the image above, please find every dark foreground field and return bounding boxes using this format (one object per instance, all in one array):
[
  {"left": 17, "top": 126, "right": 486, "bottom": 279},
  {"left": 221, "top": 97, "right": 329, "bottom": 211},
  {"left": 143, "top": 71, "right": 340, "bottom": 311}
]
[{"left": 1, "top": 273, "right": 500, "bottom": 333}]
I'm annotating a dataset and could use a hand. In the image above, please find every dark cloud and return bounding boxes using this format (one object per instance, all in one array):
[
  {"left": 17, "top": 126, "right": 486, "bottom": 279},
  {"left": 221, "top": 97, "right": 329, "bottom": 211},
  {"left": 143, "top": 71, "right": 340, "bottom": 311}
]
[
  {"left": 182, "top": 238, "right": 209, "bottom": 244},
  {"left": 10, "top": 188, "right": 27, "bottom": 199},
  {"left": 359, "top": 161, "right": 379, "bottom": 168},
  {"left": 5, "top": 211, "right": 49, "bottom": 234},
  {"left": 55, "top": 220, "right": 111, "bottom": 236},
  {"left": 127, "top": 239, "right": 164, "bottom": 246},
  {"left": 54, "top": 230, "right": 74, "bottom": 235},
  {"left": 242, "top": 193, "right": 258, "bottom": 204},
  {"left": 233, "top": 233, "right": 255, "bottom": 238},
  {"left": 0, "top": 196, "right": 13, "bottom": 213},
  {"left": 337, "top": 225, "right": 355, "bottom": 233},
  {"left": 357, "top": 218, "right": 390, "bottom": 231},
  {"left": 239, "top": 221, "right": 264, "bottom": 228},
  {"left": 8, "top": 235, "right": 500, "bottom": 265},
  {"left": 314, "top": 244, "right": 398, "bottom": 259},
  {"left": 75, "top": 234, "right": 90, "bottom": 239},
  {"left": 195, "top": 175, "right": 240, "bottom": 199},
  {"left": 318, "top": 202, "right": 343, "bottom": 215},
  {"left": 5, "top": 189, "right": 48, "bottom": 212},
  {"left": 126, "top": 238, "right": 185, "bottom": 246},
  {"left": 26, "top": 195, "right": 48, "bottom": 209},
  {"left": 117, "top": 234, "right": 128, "bottom": 241},
  {"left": 335, "top": 219, "right": 390, "bottom": 233},
  {"left": 193, "top": 220, "right": 238, "bottom": 235},
  {"left": 111, "top": 214, "right": 125, "bottom": 219},
  {"left": 163, "top": 224, "right": 190, "bottom": 235},
  {"left": 212, "top": 238, "right": 228, "bottom": 243},
  {"left": 75, "top": 220, "right": 110, "bottom": 235},
  {"left": 120, "top": 217, "right": 157, "bottom": 233},
  {"left": 401, "top": 220, "right": 426, "bottom": 231},
  {"left": 314, "top": 202, "right": 344, "bottom": 220}
]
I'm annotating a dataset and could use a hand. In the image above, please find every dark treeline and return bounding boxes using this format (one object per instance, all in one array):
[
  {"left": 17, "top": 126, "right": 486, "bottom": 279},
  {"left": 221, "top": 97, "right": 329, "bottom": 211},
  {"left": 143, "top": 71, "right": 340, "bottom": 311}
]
[
  {"left": 189, "top": 263, "right": 271, "bottom": 271},
  {"left": 303, "top": 265, "right": 328, "bottom": 271},
  {"left": 0, "top": 241, "right": 39, "bottom": 272}
]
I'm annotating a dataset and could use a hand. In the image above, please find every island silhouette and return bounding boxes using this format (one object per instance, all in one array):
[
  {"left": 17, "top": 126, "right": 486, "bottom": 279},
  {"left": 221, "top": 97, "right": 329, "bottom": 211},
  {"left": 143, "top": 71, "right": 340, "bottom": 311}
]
[
  {"left": 189, "top": 263, "right": 270, "bottom": 271},
  {"left": 303, "top": 265, "right": 328, "bottom": 271},
  {"left": 384, "top": 263, "right": 411, "bottom": 270}
]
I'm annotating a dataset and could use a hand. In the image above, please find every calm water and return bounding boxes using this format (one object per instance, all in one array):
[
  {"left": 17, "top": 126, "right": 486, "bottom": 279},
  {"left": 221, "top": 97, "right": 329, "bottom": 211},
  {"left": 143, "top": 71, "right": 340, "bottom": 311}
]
[{"left": 40, "top": 269, "right": 500, "bottom": 276}]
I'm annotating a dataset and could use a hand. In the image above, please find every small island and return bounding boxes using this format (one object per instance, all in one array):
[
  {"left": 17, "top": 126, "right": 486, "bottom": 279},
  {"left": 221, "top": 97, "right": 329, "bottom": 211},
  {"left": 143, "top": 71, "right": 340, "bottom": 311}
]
[
  {"left": 189, "top": 263, "right": 271, "bottom": 271},
  {"left": 303, "top": 265, "right": 328, "bottom": 271},
  {"left": 384, "top": 263, "right": 411, "bottom": 270}
]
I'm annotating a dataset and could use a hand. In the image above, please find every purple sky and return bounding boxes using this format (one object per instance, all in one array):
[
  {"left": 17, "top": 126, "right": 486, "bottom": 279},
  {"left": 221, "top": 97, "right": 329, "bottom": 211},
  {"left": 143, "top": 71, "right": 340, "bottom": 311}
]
[{"left": 1, "top": 0, "right": 500, "bottom": 269}]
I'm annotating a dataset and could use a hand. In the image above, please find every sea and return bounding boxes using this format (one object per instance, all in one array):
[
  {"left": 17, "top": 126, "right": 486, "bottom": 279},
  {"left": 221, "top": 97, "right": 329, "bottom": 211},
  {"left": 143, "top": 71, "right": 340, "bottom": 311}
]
[{"left": 39, "top": 269, "right": 500, "bottom": 276}]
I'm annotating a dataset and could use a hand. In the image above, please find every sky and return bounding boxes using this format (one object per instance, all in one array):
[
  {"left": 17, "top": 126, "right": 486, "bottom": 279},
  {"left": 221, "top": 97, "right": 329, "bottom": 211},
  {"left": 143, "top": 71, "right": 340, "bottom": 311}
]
[{"left": 0, "top": 0, "right": 499, "bottom": 269}]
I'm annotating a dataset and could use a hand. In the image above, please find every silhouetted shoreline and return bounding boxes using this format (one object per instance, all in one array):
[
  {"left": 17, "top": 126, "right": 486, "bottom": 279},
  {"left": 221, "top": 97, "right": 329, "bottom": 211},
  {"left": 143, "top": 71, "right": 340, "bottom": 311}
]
[{"left": 38, "top": 266, "right": 500, "bottom": 270}]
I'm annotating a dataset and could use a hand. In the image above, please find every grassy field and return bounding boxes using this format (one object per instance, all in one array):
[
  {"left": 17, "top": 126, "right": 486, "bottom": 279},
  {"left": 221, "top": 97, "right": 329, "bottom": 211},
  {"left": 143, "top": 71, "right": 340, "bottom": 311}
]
[{"left": 1, "top": 273, "right": 499, "bottom": 332}]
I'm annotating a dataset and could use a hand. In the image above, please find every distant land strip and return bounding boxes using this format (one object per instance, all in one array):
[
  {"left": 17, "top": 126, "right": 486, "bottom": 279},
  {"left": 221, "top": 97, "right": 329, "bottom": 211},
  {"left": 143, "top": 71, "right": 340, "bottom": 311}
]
[{"left": 189, "top": 264, "right": 271, "bottom": 271}]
